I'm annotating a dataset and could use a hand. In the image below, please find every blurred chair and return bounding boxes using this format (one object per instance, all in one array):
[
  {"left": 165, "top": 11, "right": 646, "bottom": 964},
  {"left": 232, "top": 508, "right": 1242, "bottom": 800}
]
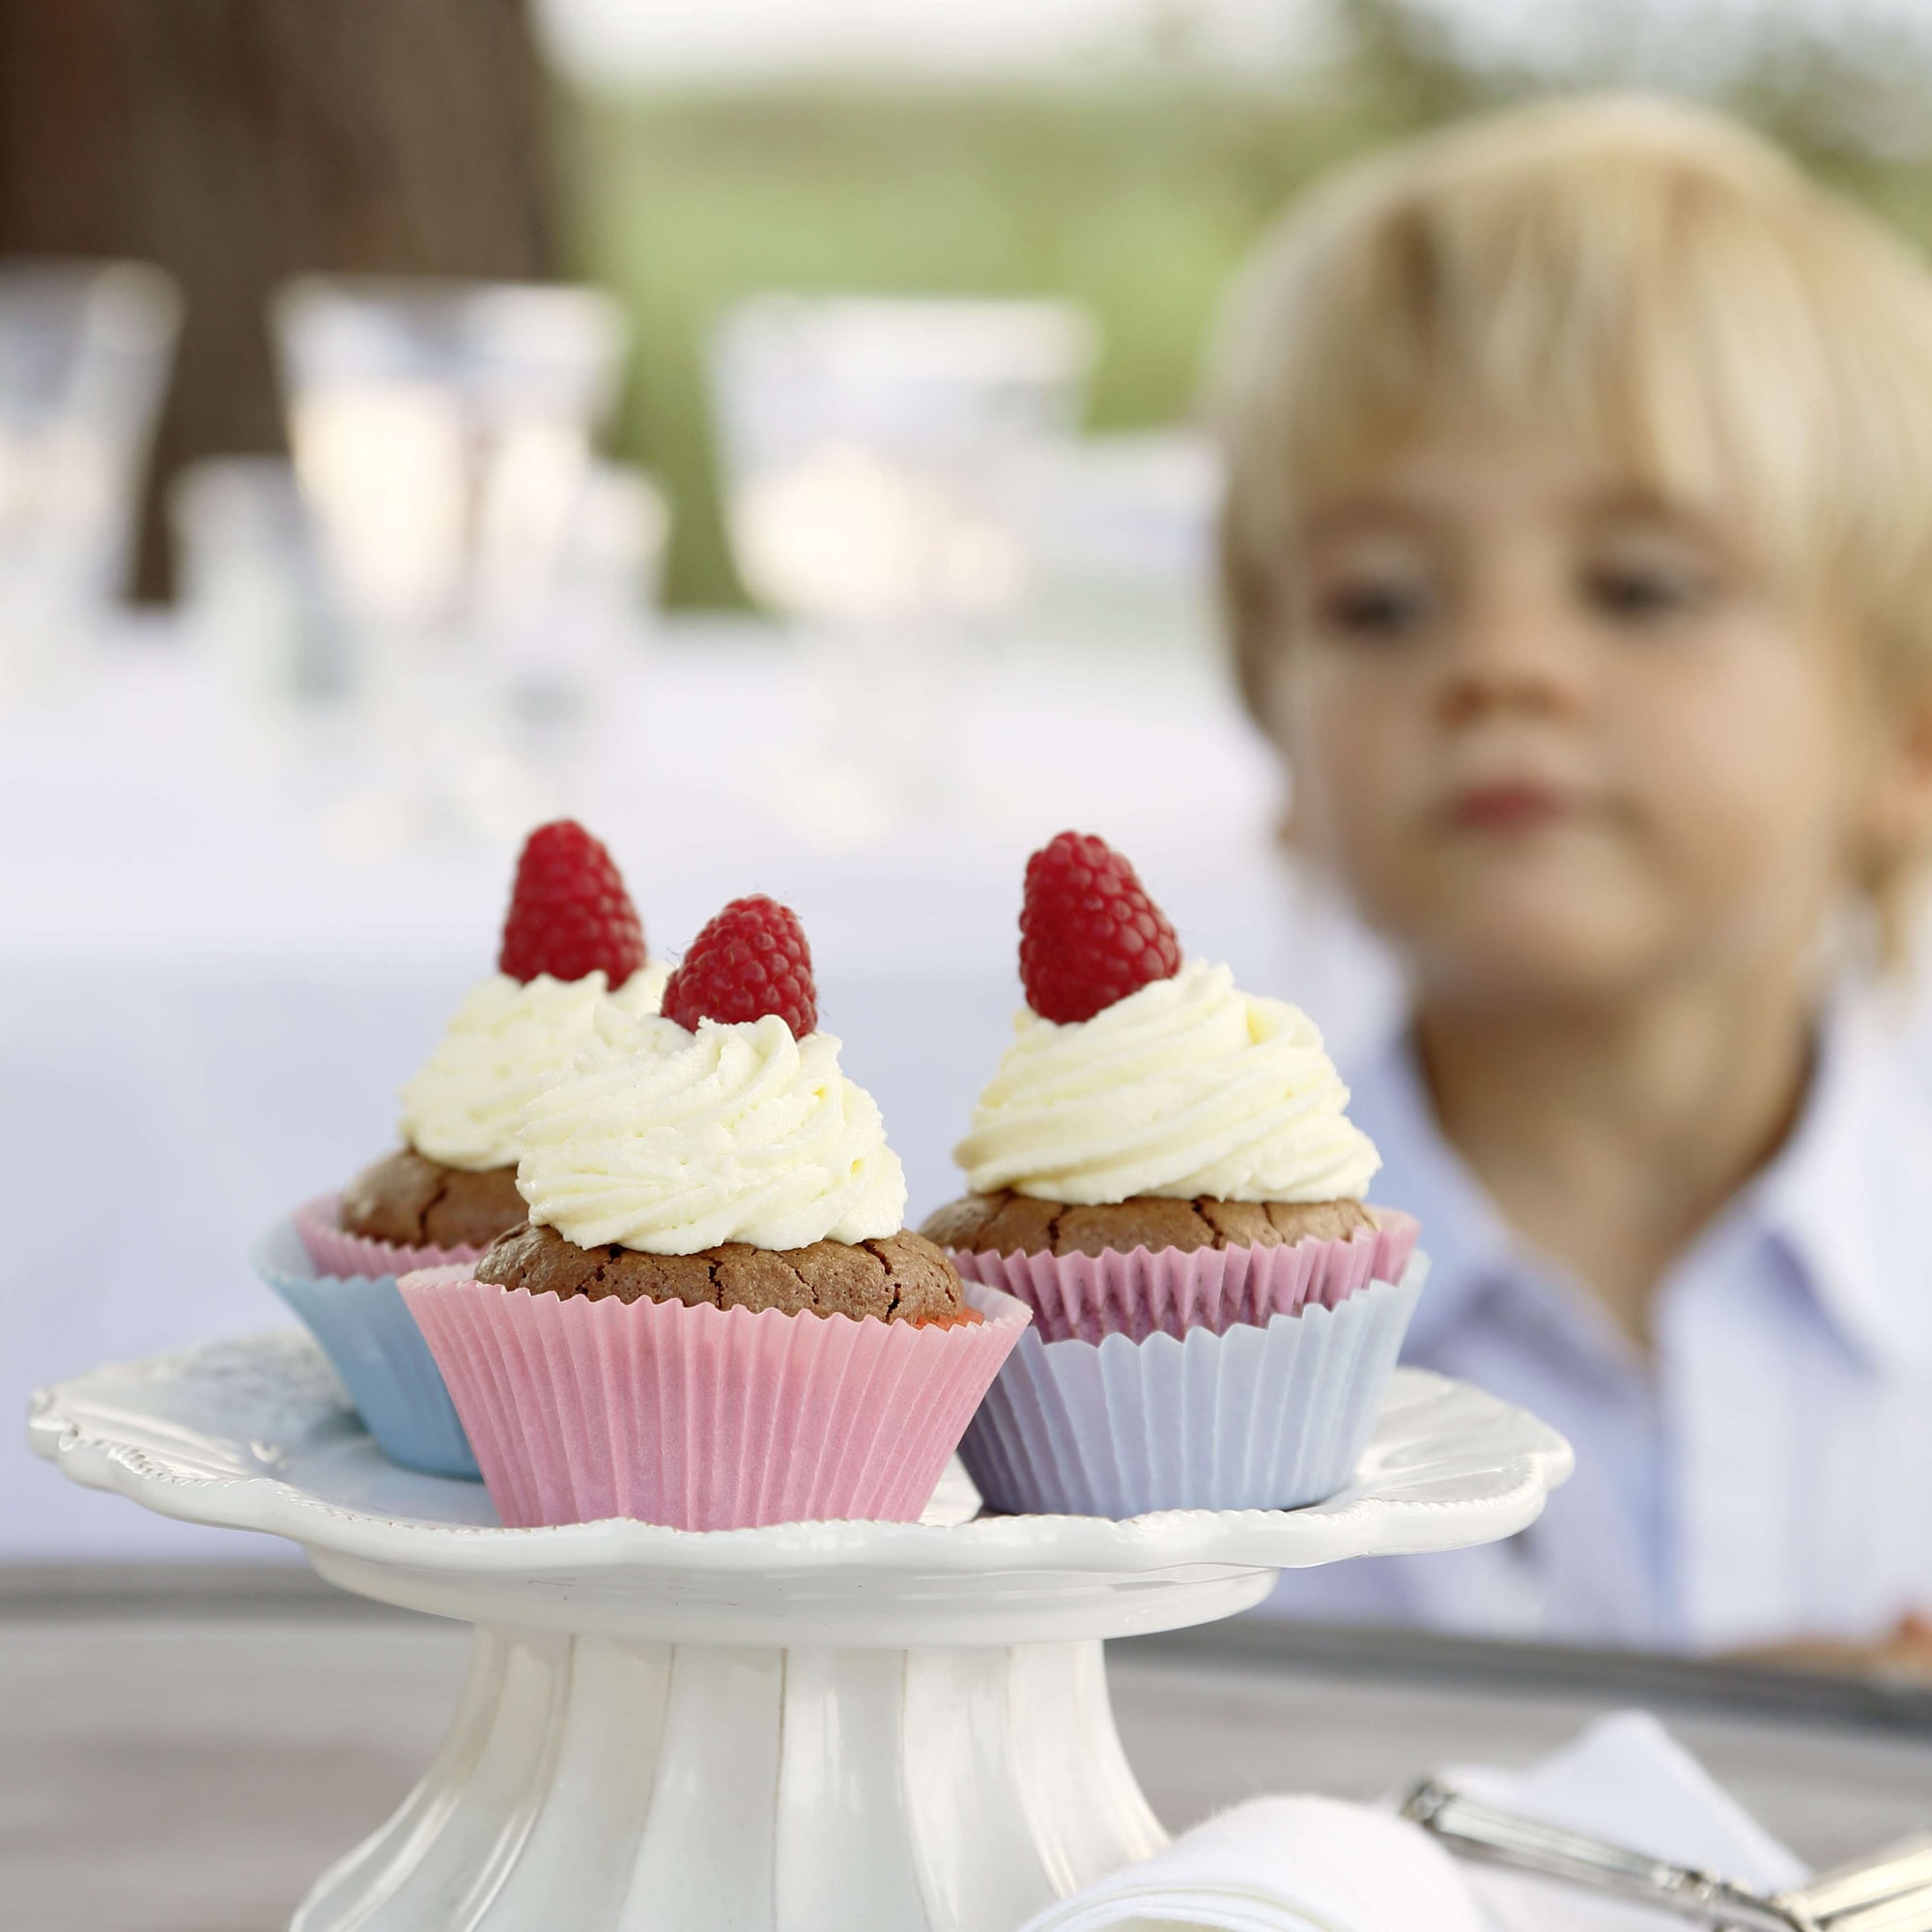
[{"left": 0, "top": 259, "right": 179, "bottom": 685}]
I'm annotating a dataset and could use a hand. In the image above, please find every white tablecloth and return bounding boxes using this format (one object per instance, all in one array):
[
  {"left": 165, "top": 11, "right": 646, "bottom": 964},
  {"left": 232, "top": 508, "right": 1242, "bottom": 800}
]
[{"left": 3, "top": 620, "right": 1399, "bottom": 1557}]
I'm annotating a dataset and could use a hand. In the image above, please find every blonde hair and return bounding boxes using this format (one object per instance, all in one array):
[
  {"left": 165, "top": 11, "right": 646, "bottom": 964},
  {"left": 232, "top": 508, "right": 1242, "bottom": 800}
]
[{"left": 1213, "top": 92, "right": 1932, "bottom": 957}]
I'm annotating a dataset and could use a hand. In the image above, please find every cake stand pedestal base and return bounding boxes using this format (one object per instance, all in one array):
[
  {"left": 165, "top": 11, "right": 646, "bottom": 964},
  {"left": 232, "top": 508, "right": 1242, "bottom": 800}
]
[
  {"left": 297, "top": 1626, "right": 1164, "bottom": 1932},
  {"left": 29, "top": 1335, "right": 1571, "bottom": 1932}
]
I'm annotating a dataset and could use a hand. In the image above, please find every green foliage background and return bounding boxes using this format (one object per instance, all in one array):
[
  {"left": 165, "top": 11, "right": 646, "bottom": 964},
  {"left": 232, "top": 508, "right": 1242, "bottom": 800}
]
[{"left": 552, "top": 0, "right": 1932, "bottom": 608}]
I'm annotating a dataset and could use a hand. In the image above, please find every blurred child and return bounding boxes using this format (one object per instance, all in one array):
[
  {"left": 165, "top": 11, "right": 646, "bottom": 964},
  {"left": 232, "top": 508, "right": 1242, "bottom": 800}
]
[{"left": 1214, "top": 94, "right": 1932, "bottom": 1654}]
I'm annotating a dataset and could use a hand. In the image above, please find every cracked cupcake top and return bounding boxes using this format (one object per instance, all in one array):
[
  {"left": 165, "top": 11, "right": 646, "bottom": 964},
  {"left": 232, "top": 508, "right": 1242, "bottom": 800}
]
[
  {"left": 477, "top": 1221, "right": 962, "bottom": 1322},
  {"left": 922, "top": 1191, "right": 1378, "bottom": 1259}
]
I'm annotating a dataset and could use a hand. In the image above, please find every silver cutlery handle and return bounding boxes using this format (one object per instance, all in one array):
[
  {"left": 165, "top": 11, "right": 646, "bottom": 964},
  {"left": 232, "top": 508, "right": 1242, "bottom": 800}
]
[{"left": 1400, "top": 1779, "right": 1812, "bottom": 1931}]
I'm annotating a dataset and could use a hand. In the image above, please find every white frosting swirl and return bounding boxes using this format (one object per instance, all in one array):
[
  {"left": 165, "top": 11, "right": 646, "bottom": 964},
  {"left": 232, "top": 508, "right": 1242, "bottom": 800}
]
[
  {"left": 954, "top": 959, "right": 1379, "bottom": 1205},
  {"left": 399, "top": 965, "right": 669, "bottom": 1171},
  {"left": 514, "top": 1010, "right": 907, "bottom": 1255}
]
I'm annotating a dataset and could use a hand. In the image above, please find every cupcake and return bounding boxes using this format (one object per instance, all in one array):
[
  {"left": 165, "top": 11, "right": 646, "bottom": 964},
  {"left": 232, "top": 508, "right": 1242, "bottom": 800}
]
[
  {"left": 320, "top": 819, "right": 667, "bottom": 1271},
  {"left": 926, "top": 830, "right": 1425, "bottom": 1518},
  {"left": 256, "top": 818, "right": 659, "bottom": 1478},
  {"left": 401, "top": 894, "right": 1030, "bottom": 1530}
]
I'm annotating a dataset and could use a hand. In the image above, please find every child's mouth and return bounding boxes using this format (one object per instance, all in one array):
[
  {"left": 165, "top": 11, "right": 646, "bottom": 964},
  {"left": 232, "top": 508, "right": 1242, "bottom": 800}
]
[{"left": 1445, "top": 782, "right": 1577, "bottom": 833}]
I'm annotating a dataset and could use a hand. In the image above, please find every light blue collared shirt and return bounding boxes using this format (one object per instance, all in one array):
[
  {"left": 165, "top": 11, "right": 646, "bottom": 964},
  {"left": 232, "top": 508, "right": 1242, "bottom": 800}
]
[{"left": 1264, "top": 999, "right": 1932, "bottom": 1652}]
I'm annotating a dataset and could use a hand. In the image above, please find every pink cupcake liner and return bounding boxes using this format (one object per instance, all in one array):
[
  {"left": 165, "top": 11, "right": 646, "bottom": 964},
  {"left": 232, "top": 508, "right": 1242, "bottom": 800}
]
[
  {"left": 294, "top": 1193, "right": 492, "bottom": 1280},
  {"left": 948, "top": 1208, "right": 1418, "bottom": 1345},
  {"left": 399, "top": 1264, "right": 1033, "bottom": 1531}
]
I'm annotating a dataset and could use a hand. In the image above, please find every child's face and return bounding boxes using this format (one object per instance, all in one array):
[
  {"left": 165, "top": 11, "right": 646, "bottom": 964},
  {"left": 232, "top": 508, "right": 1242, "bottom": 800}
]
[{"left": 1270, "top": 440, "right": 1918, "bottom": 1007}]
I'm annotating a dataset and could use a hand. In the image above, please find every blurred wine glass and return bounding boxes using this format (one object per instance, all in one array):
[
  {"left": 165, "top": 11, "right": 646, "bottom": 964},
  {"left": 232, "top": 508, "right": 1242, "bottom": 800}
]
[
  {"left": 170, "top": 456, "right": 347, "bottom": 718},
  {"left": 493, "top": 458, "right": 670, "bottom": 742},
  {"left": 0, "top": 259, "right": 181, "bottom": 694},
  {"left": 708, "top": 294, "right": 1096, "bottom": 838},
  {"left": 1015, "top": 428, "right": 1223, "bottom": 652},
  {"left": 271, "top": 274, "right": 631, "bottom": 841}
]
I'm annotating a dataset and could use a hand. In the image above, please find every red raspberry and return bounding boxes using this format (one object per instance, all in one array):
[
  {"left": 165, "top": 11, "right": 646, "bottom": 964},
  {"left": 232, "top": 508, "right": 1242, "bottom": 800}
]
[
  {"left": 662, "top": 895, "right": 818, "bottom": 1037},
  {"left": 1018, "top": 831, "right": 1181, "bottom": 1023},
  {"left": 497, "top": 821, "right": 646, "bottom": 986}
]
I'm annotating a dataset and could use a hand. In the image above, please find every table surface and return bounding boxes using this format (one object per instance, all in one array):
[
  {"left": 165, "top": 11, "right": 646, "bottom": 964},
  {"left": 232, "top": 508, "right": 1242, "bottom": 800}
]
[{"left": 7, "top": 1566, "right": 1932, "bottom": 1932}]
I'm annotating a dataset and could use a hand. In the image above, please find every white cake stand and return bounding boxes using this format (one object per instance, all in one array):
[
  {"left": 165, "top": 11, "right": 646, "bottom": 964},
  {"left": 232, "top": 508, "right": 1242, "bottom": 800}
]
[{"left": 31, "top": 1330, "right": 1571, "bottom": 1932}]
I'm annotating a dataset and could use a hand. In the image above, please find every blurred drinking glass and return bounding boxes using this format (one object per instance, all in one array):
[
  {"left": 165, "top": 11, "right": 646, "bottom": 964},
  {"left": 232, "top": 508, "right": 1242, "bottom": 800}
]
[
  {"left": 494, "top": 459, "right": 669, "bottom": 740},
  {"left": 170, "top": 456, "right": 348, "bottom": 719},
  {"left": 0, "top": 259, "right": 181, "bottom": 693},
  {"left": 708, "top": 295, "right": 1096, "bottom": 838},
  {"left": 1018, "top": 428, "right": 1224, "bottom": 653},
  {"left": 271, "top": 275, "right": 629, "bottom": 838}
]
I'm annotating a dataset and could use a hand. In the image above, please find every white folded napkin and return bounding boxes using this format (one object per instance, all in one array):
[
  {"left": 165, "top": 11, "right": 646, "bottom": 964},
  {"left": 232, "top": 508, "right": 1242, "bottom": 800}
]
[
  {"left": 1017, "top": 1794, "right": 1488, "bottom": 1932},
  {"left": 1017, "top": 1710, "right": 1805, "bottom": 1932}
]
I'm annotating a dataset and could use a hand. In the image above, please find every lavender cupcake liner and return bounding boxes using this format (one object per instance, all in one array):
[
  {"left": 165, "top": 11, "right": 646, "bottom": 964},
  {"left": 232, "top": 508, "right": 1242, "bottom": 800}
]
[
  {"left": 957, "top": 1254, "right": 1428, "bottom": 1519},
  {"left": 253, "top": 1218, "right": 482, "bottom": 1480}
]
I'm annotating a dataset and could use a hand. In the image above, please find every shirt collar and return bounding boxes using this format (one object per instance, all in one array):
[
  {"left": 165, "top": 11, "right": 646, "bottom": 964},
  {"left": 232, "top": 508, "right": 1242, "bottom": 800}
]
[
  {"left": 1343, "top": 996, "right": 1932, "bottom": 1378},
  {"left": 1341, "top": 1026, "right": 1516, "bottom": 1355},
  {"left": 1737, "top": 993, "right": 1932, "bottom": 1376}
]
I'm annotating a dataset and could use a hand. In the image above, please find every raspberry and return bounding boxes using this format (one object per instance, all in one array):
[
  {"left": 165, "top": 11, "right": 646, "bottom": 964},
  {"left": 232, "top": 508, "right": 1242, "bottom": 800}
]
[
  {"left": 1018, "top": 830, "right": 1181, "bottom": 1023},
  {"left": 662, "top": 895, "right": 818, "bottom": 1037},
  {"left": 497, "top": 821, "right": 646, "bottom": 986}
]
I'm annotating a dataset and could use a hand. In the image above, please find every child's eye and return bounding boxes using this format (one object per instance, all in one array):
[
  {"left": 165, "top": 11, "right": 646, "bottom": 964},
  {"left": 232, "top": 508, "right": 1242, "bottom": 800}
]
[
  {"left": 1579, "top": 561, "right": 1711, "bottom": 625},
  {"left": 1317, "top": 577, "right": 1435, "bottom": 639}
]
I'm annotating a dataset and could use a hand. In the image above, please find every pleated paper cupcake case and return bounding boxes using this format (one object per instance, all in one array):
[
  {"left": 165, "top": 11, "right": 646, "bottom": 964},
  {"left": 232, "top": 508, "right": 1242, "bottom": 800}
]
[
  {"left": 400, "top": 1264, "right": 1033, "bottom": 1530},
  {"left": 251, "top": 1219, "right": 482, "bottom": 1480},
  {"left": 293, "top": 1192, "right": 490, "bottom": 1281},
  {"left": 957, "top": 1256, "right": 1428, "bottom": 1519},
  {"left": 949, "top": 1208, "right": 1419, "bottom": 1345}
]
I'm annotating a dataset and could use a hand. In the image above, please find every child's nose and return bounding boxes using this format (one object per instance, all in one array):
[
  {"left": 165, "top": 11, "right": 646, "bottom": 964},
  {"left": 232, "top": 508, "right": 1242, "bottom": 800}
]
[{"left": 1435, "top": 591, "right": 1589, "bottom": 725}]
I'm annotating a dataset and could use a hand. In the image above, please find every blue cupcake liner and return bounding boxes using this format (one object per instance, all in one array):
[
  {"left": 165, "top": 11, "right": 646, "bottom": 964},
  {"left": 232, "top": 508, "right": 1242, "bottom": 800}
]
[
  {"left": 957, "top": 1254, "right": 1428, "bottom": 1519},
  {"left": 252, "top": 1218, "right": 482, "bottom": 1480}
]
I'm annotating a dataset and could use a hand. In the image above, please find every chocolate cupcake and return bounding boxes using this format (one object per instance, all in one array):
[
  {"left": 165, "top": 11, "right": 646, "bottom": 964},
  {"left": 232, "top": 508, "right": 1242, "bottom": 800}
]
[
  {"left": 320, "top": 819, "right": 665, "bottom": 1270},
  {"left": 931, "top": 831, "right": 1425, "bottom": 1518},
  {"left": 402, "top": 895, "right": 1027, "bottom": 1531},
  {"left": 259, "top": 818, "right": 659, "bottom": 1480}
]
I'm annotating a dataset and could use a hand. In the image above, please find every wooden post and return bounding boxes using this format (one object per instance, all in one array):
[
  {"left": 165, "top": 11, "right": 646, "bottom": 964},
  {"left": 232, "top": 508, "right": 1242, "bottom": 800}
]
[{"left": 0, "top": 0, "right": 554, "bottom": 600}]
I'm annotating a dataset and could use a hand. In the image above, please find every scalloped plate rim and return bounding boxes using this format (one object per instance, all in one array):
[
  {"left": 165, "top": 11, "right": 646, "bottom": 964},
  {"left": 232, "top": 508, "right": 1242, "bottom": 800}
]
[{"left": 28, "top": 1329, "right": 1574, "bottom": 1579}]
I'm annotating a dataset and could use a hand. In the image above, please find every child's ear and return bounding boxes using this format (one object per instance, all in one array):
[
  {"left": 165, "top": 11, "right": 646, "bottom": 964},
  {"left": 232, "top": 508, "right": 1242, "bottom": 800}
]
[
  {"left": 1870, "top": 688, "right": 1932, "bottom": 854},
  {"left": 1858, "top": 684, "right": 1932, "bottom": 877}
]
